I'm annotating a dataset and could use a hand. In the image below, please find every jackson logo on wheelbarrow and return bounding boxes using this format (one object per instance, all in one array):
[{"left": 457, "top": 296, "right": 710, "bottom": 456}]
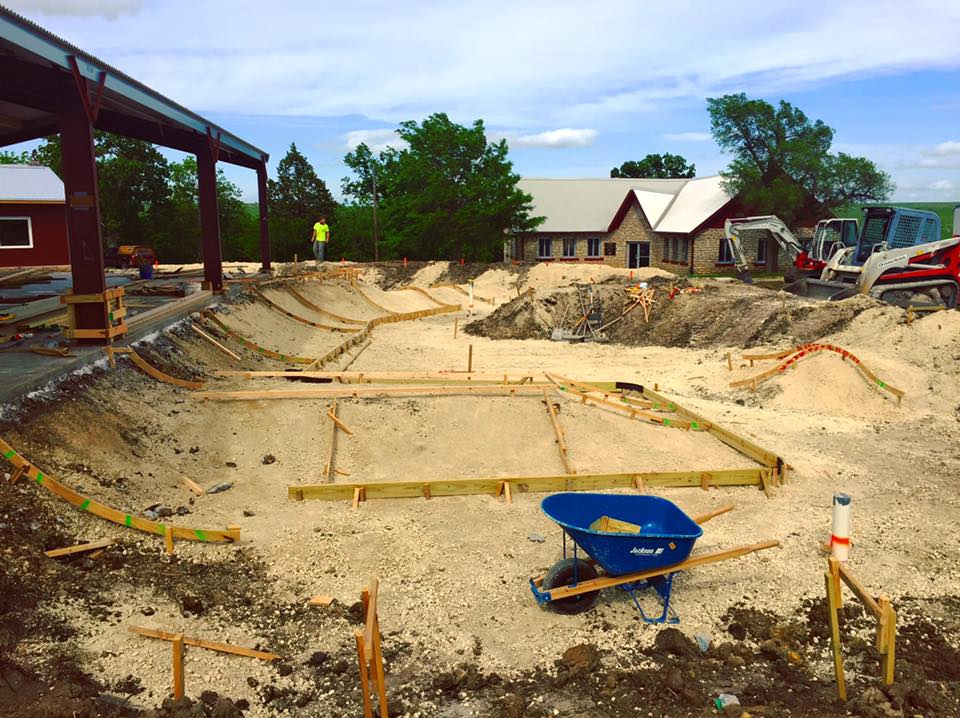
[{"left": 529, "top": 493, "right": 779, "bottom": 623}]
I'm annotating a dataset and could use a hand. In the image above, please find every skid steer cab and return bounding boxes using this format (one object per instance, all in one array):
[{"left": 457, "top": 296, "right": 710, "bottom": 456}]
[{"left": 788, "top": 206, "right": 960, "bottom": 309}]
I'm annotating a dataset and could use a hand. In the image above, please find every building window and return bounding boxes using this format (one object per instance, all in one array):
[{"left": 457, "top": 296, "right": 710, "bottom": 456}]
[
  {"left": 538, "top": 238, "right": 552, "bottom": 258},
  {"left": 0, "top": 218, "right": 33, "bottom": 249},
  {"left": 604, "top": 242, "right": 617, "bottom": 256},
  {"left": 562, "top": 238, "right": 577, "bottom": 258},
  {"left": 587, "top": 238, "right": 601, "bottom": 257},
  {"left": 718, "top": 237, "right": 734, "bottom": 264},
  {"left": 663, "top": 238, "right": 671, "bottom": 260},
  {"left": 756, "top": 238, "right": 767, "bottom": 264}
]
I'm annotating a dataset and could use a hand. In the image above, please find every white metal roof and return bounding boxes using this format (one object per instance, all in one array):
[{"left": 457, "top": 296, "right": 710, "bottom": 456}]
[
  {"left": 653, "top": 176, "right": 731, "bottom": 233},
  {"left": 518, "top": 178, "right": 686, "bottom": 232},
  {"left": 0, "top": 165, "right": 64, "bottom": 202},
  {"left": 520, "top": 175, "right": 732, "bottom": 235}
]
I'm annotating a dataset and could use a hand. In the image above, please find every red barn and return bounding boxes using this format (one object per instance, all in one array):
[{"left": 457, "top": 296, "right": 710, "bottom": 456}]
[{"left": 0, "top": 164, "right": 68, "bottom": 268}]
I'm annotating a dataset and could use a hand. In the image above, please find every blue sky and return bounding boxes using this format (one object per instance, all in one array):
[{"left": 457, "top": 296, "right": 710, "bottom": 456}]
[{"left": 5, "top": 0, "right": 960, "bottom": 204}]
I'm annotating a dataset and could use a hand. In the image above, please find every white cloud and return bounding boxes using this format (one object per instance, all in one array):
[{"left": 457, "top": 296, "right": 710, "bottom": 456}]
[
  {"left": 5, "top": 0, "right": 142, "bottom": 19},
  {"left": 930, "top": 141, "right": 960, "bottom": 156},
  {"left": 929, "top": 179, "right": 954, "bottom": 191},
  {"left": 504, "top": 128, "right": 598, "bottom": 149},
  {"left": 662, "top": 132, "right": 712, "bottom": 142},
  {"left": 342, "top": 129, "right": 406, "bottom": 153}
]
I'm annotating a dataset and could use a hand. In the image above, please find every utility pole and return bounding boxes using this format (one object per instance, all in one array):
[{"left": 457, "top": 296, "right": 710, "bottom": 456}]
[{"left": 370, "top": 162, "right": 380, "bottom": 263}]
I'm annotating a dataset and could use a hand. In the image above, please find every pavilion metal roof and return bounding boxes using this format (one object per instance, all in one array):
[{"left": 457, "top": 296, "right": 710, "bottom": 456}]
[{"left": 0, "top": 6, "right": 267, "bottom": 169}]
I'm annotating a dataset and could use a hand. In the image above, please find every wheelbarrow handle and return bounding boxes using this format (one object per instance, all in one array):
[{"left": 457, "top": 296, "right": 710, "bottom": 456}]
[{"left": 691, "top": 504, "right": 734, "bottom": 525}]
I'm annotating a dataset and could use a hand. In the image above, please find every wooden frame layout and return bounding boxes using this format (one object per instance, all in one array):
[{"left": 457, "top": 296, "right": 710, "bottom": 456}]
[
  {"left": 542, "top": 389, "right": 575, "bottom": 475},
  {"left": 732, "top": 343, "right": 904, "bottom": 404},
  {"left": 129, "top": 625, "right": 281, "bottom": 661},
  {"left": 201, "top": 311, "right": 316, "bottom": 364},
  {"left": 825, "top": 557, "right": 896, "bottom": 700},
  {"left": 406, "top": 285, "right": 457, "bottom": 308},
  {"left": 195, "top": 384, "right": 553, "bottom": 401},
  {"left": 106, "top": 347, "right": 204, "bottom": 390},
  {"left": 283, "top": 285, "right": 366, "bottom": 324},
  {"left": 213, "top": 370, "right": 553, "bottom": 384},
  {"left": 0, "top": 437, "right": 241, "bottom": 543},
  {"left": 355, "top": 578, "right": 389, "bottom": 718}
]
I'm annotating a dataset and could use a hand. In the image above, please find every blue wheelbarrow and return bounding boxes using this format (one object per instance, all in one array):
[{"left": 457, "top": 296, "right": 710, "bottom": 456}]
[{"left": 529, "top": 493, "right": 779, "bottom": 623}]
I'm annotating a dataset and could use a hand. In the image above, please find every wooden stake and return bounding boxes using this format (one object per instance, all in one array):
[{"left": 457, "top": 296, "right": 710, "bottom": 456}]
[
  {"left": 327, "top": 408, "right": 354, "bottom": 436},
  {"left": 371, "top": 614, "right": 389, "bottom": 718},
  {"left": 355, "top": 631, "right": 374, "bottom": 718},
  {"left": 503, "top": 481, "right": 512, "bottom": 504},
  {"left": 543, "top": 389, "right": 575, "bottom": 475},
  {"left": 8, "top": 466, "right": 25, "bottom": 485},
  {"left": 825, "top": 571, "right": 847, "bottom": 700},
  {"left": 181, "top": 477, "right": 205, "bottom": 496},
  {"left": 172, "top": 634, "right": 185, "bottom": 700},
  {"left": 352, "top": 486, "right": 365, "bottom": 510},
  {"left": 883, "top": 605, "right": 896, "bottom": 685},
  {"left": 106, "top": 346, "right": 116, "bottom": 369},
  {"left": 129, "top": 626, "right": 281, "bottom": 661},
  {"left": 190, "top": 323, "right": 242, "bottom": 361},
  {"left": 726, "top": 352, "right": 733, "bottom": 371},
  {"left": 467, "top": 344, "right": 473, "bottom": 373},
  {"left": 323, "top": 399, "right": 338, "bottom": 483},
  {"left": 165, "top": 526, "right": 175, "bottom": 555},
  {"left": 453, "top": 318, "right": 458, "bottom": 338}
]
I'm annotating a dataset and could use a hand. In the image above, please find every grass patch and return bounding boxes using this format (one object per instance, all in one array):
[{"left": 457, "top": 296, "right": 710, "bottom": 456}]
[{"left": 836, "top": 203, "right": 956, "bottom": 239}]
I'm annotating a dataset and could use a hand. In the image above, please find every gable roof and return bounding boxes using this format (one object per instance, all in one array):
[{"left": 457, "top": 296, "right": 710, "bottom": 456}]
[
  {"left": 0, "top": 165, "right": 64, "bottom": 203},
  {"left": 520, "top": 176, "right": 734, "bottom": 235}
]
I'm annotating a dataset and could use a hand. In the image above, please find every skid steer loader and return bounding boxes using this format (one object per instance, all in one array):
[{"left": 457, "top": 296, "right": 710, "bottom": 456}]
[{"left": 786, "top": 206, "right": 960, "bottom": 308}]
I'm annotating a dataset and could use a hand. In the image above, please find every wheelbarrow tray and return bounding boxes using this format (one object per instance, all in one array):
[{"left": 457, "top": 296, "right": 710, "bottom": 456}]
[{"left": 541, "top": 493, "right": 703, "bottom": 575}]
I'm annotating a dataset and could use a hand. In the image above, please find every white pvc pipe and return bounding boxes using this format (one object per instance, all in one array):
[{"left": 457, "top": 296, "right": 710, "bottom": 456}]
[{"left": 831, "top": 493, "right": 851, "bottom": 562}]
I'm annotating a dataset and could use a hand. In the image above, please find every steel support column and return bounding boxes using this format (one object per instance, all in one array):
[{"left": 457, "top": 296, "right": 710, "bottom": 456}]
[
  {"left": 257, "top": 161, "right": 271, "bottom": 272},
  {"left": 59, "top": 93, "right": 107, "bottom": 333},
  {"left": 196, "top": 146, "right": 223, "bottom": 291}
]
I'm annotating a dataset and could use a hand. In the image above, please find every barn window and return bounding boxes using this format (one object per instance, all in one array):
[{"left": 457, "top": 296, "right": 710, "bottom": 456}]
[
  {"left": 562, "top": 238, "right": 577, "bottom": 257},
  {"left": 587, "top": 238, "right": 601, "bottom": 257},
  {"left": 0, "top": 218, "right": 32, "bottom": 249},
  {"left": 718, "top": 237, "right": 734, "bottom": 264},
  {"left": 538, "top": 238, "right": 552, "bottom": 258}
]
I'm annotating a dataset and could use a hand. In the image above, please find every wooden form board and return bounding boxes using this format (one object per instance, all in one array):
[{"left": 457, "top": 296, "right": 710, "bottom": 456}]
[
  {"left": 405, "top": 285, "right": 457, "bottom": 308},
  {"left": 107, "top": 347, "right": 204, "bottom": 390},
  {"left": 258, "top": 267, "right": 363, "bottom": 288},
  {"left": 0, "top": 438, "right": 240, "bottom": 544},
  {"left": 251, "top": 287, "right": 362, "bottom": 332},
  {"left": 212, "top": 370, "right": 555, "bottom": 385},
  {"left": 288, "top": 467, "right": 769, "bottom": 502},
  {"left": 129, "top": 626, "right": 282, "bottom": 661},
  {"left": 201, "top": 311, "right": 316, "bottom": 364},
  {"left": 546, "top": 372, "right": 691, "bottom": 430},
  {"left": 356, "top": 578, "right": 389, "bottom": 718},
  {"left": 542, "top": 389, "right": 575, "bottom": 475},
  {"left": 194, "top": 384, "right": 553, "bottom": 401},
  {"left": 190, "top": 323, "right": 242, "bottom": 361},
  {"left": 323, "top": 398, "right": 339, "bottom": 482},
  {"left": 350, "top": 283, "right": 400, "bottom": 314},
  {"left": 44, "top": 537, "right": 116, "bottom": 558},
  {"left": 283, "top": 286, "right": 366, "bottom": 324}
]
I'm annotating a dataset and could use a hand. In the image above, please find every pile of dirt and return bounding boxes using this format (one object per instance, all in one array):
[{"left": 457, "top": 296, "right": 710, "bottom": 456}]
[{"left": 466, "top": 277, "right": 880, "bottom": 348}]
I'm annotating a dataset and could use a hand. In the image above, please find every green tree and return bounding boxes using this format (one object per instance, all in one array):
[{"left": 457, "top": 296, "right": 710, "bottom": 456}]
[
  {"left": 0, "top": 150, "right": 31, "bottom": 164},
  {"left": 707, "top": 93, "right": 893, "bottom": 223},
  {"left": 268, "top": 143, "right": 336, "bottom": 261},
  {"left": 343, "top": 113, "right": 542, "bottom": 260},
  {"left": 330, "top": 204, "right": 376, "bottom": 261},
  {"left": 610, "top": 153, "right": 696, "bottom": 178}
]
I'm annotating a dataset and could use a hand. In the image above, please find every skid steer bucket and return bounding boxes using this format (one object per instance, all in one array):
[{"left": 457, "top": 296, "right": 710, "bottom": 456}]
[{"left": 783, "top": 278, "right": 858, "bottom": 301}]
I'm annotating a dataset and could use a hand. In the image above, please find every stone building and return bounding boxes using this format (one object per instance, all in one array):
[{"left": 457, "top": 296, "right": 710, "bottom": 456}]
[{"left": 509, "top": 176, "right": 802, "bottom": 275}]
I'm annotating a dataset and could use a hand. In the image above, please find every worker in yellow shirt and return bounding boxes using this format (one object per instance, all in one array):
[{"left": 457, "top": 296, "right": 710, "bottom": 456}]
[{"left": 310, "top": 217, "right": 330, "bottom": 264}]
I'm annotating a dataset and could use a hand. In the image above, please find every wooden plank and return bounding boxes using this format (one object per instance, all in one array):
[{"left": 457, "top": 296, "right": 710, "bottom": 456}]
[
  {"left": 588, "top": 515, "right": 641, "bottom": 533},
  {"left": 545, "top": 540, "right": 779, "bottom": 600},
  {"left": 371, "top": 613, "right": 389, "bottom": 718},
  {"left": 543, "top": 389, "right": 575, "bottom": 475},
  {"left": 129, "top": 626, "right": 282, "bottom": 661},
  {"left": 883, "top": 605, "right": 896, "bottom": 685},
  {"left": 363, "top": 577, "right": 379, "bottom": 656},
  {"left": 0, "top": 437, "right": 240, "bottom": 544},
  {"left": 407, "top": 285, "right": 456, "bottom": 308},
  {"left": 172, "top": 634, "right": 185, "bottom": 700},
  {"left": 165, "top": 526, "right": 174, "bottom": 555},
  {"left": 838, "top": 564, "right": 882, "bottom": 618},
  {"left": 323, "top": 399, "right": 338, "bottom": 483},
  {"left": 287, "top": 467, "right": 765, "bottom": 502},
  {"left": 547, "top": 372, "right": 691, "bottom": 430},
  {"left": 190, "top": 323, "right": 241, "bottom": 361},
  {"left": 195, "top": 384, "right": 550, "bottom": 401},
  {"left": 352, "top": 284, "right": 399, "bottom": 314},
  {"left": 355, "top": 631, "right": 374, "bottom": 718},
  {"left": 825, "top": 571, "right": 847, "bottom": 700},
  {"left": 252, "top": 287, "right": 362, "bottom": 332},
  {"left": 327, "top": 407, "right": 354, "bottom": 436},
  {"left": 308, "top": 595, "right": 335, "bottom": 606},
  {"left": 123, "top": 349, "right": 204, "bottom": 390},
  {"left": 212, "top": 370, "right": 554, "bottom": 384},
  {"left": 202, "top": 311, "right": 316, "bottom": 364},
  {"left": 44, "top": 537, "right": 116, "bottom": 558}
]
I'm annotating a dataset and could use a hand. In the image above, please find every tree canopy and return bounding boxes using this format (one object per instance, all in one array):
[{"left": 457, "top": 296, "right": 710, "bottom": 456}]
[
  {"left": 610, "top": 153, "right": 695, "bottom": 179},
  {"left": 343, "top": 113, "right": 542, "bottom": 261},
  {"left": 268, "top": 142, "right": 337, "bottom": 261},
  {"left": 707, "top": 93, "right": 894, "bottom": 224}
]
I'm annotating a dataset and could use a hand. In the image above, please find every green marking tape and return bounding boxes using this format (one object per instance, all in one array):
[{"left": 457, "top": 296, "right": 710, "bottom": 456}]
[
  {"left": 80, "top": 499, "right": 90, "bottom": 511},
  {"left": 691, "top": 421, "right": 700, "bottom": 430},
  {"left": 669, "top": 403, "right": 676, "bottom": 411},
  {"left": 124, "top": 514, "right": 132, "bottom": 527},
  {"left": 35, "top": 472, "right": 44, "bottom": 485},
  {"left": 663, "top": 419, "right": 671, "bottom": 426},
  {"left": 3, "top": 450, "right": 15, "bottom": 459},
  {"left": 157, "top": 524, "right": 166, "bottom": 534},
  {"left": 877, "top": 380, "right": 886, "bottom": 387},
  {"left": 194, "top": 529, "right": 207, "bottom": 542}
]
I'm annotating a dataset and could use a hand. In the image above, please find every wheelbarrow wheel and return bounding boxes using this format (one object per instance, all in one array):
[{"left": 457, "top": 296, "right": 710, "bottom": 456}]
[{"left": 542, "top": 558, "right": 600, "bottom": 614}]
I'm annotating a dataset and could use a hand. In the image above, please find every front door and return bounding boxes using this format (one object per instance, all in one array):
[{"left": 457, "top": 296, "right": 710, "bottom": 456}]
[{"left": 628, "top": 242, "right": 650, "bottom": 268}]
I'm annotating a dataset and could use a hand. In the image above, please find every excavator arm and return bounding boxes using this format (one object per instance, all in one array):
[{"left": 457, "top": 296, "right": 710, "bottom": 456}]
[{"left": 723, "top": 216, "right": 807, "bottom": 283}]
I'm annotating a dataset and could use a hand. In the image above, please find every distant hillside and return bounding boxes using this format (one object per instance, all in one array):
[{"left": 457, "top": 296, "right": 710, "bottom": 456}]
[{"left": 835, "top": 202, "right": 956, "bottom": 239}]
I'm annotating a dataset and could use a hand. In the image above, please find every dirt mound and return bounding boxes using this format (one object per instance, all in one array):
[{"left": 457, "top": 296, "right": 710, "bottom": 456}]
[{"left": 466, "top": 278, "right": 880, "bottom": 348}]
